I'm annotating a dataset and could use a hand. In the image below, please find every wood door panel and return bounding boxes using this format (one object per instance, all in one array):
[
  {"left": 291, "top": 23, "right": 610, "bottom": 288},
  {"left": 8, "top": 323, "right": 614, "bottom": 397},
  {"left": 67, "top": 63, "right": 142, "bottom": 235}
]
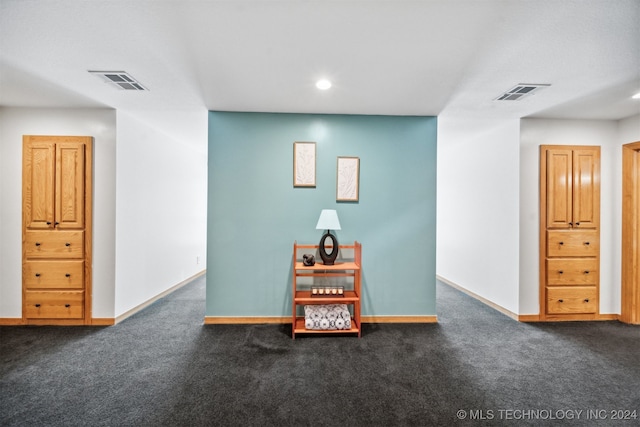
[
  {"left": 546, "top": 149, "right": 573, "bottom": 228},
  {"left": 621, "top": 142, "right": 640, "bottom": 324},
  {"left": 23, "top": 141, "right": 56, "bottom": 229},
  {"left": 572, "top": 149, "right": 600, "bottom": 229},
  {"left": 56, "top": 143, "right": 85, "bottom": 229}
]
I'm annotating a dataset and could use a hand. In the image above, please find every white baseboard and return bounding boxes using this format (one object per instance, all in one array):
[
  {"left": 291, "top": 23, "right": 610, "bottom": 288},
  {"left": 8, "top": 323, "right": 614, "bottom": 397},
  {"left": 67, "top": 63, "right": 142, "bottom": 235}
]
[
  {"left": 113, "top": 270, "right": 206, "bottom": 324},
  {"left": 436, "top": 275, "right": 519, "bottom": 321}
]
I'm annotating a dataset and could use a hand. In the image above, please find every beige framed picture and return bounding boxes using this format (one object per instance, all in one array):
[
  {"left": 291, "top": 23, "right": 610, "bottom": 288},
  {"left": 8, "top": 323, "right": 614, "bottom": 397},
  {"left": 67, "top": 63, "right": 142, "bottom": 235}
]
[
  {"left": 336, "top": 156, "right": 360, "bottom": 201},
  {"left": 293, "top": 142, "right": 316, "bottom": 187}
]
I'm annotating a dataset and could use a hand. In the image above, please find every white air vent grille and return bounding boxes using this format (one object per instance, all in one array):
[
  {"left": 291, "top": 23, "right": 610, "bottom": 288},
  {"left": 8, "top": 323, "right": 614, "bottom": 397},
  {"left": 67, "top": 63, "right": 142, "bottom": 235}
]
[
  {"left": 495, "top": 83, "right": 549, "bottom": 101},
  {"left": 89, "top": 71, "right": 148, "bottom": 91}
]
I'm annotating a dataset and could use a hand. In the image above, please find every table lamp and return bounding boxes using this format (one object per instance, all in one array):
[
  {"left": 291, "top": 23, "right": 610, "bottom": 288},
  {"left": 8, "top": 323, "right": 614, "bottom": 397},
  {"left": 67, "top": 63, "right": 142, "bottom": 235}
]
[{"left": 316, "top": 209, "right": 341, "bottom": 265}]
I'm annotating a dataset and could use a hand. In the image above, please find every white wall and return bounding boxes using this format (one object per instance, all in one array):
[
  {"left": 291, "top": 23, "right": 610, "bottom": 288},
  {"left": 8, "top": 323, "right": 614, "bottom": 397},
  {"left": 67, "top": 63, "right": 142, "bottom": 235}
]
[
  {"left": 114, "top": 110, "right": 207, "bottom": 317},
  {"left": 0, "top": 107, "right": 208, "bottom": 321},
  {"left": 519, "top": 118, "right": 619, "bottom": 315},
  {"left": 0, "top": 108, "right": 117, "bottom": 318},
  {"left": 437, "top": 116, "right": 521, "bottom": 314},
  {"left": 422, "top": 113, "right": 638, "bottom": 318},
  {"left": 618, "top": 114, "right": 640, "bottom": 144}
]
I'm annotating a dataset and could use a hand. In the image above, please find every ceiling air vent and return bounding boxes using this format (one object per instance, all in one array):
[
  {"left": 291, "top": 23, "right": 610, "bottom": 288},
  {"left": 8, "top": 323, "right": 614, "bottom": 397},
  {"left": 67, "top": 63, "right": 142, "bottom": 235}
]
[
  {"left": 495, "top": 83, "right": 549, "bottom": 101},
  {"left": 89, "top": 71, "right": 148, "bottom": 91}
]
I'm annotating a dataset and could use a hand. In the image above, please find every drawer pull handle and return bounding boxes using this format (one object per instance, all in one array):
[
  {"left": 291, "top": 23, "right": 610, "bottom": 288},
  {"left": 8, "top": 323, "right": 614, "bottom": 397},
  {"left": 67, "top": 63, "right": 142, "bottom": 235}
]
[
  {"left": 35, "top": 242, "right": 41, "bottom": 246},
  {"left": 569, "top": 222, "right": 573, "bottom": 227},
  {"left": 559, "top": 241, "right": 564, "bottom": 245},
  {"left": 65, "top": 242, "right": 71, "bottom": 247},
  {"left": 584, "top": 299, "right": 590, "bottom": 303},
  {"left": 584, "top": 271, "right": 590, "bottom": 274},
  {"left": 584, "top": 241, "right": 590, "bottom": 245},
  {"left": 65, "top": 304, "right": 71, "bottom": 308},
  {"left": 575, "top": 222, "right": 580, "bottom": 226},
  {"left": 46, "top": 221, "right": 51, "bottom": 225},
  {"left": 55, "top": 221, "right": 59, "bottom": 226},
  {"left": 35, "top": 273, "right": 41, "bottom": 277},
  {"left": 35, "top": 304, "right": 41, "bottom": 308},
  {"left": 558, "top": 299, "right": 564, "bottom": 303},
  {"left": 558, "top": 270, "right": 564, "bottom": 274},
  {"left": 65, "top": 273, "right": 71, "bottom": 277}
]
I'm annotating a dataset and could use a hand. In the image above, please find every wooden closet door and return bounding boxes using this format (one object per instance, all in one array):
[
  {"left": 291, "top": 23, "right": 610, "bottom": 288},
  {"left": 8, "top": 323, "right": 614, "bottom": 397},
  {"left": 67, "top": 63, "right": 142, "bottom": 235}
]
[
  {"left": 56, "top": 142, "right": 85, "bottom": 230},
  {"left": 23, "top": 142, "right": 56, "bottom": 230},
  {"left": 546, "top": 149, "right": 573, "bottom": 229},
  {"left": 621, "top": 142, "right": 640, "bottom": 324},
  {"left": 572, "top": 149, "right": 600, "bottom": 229}
]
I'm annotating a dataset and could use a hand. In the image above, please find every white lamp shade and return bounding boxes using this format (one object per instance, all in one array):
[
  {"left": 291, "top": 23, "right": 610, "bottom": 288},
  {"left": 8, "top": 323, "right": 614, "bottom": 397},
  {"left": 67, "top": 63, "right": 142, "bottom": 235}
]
[{"left": 315, "top": 209, "right": 341, "bottom": 230}]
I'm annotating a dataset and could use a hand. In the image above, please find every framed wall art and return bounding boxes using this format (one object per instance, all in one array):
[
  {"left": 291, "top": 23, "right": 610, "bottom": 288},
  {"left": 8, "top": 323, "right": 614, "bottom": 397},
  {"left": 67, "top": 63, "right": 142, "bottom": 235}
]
[
  {"left": 336, "top": 156, "right": 360, "bottom": 202},
  {"left": 293, "top": 141, "right": 316, "bottom": 187}
]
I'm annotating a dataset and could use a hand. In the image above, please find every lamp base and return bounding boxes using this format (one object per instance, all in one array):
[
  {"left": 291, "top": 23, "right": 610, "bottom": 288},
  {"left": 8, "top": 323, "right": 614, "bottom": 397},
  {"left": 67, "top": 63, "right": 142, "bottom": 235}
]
[{"left": 319, "top": 231, "right": 339, "bottom": 265}]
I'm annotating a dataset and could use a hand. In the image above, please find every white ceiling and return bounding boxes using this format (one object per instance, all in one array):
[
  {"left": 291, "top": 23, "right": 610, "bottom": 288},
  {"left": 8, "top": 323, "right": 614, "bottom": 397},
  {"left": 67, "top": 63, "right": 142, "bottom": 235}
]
[{"left": 1, "top": 0, "right": 639, "bottom": 128}]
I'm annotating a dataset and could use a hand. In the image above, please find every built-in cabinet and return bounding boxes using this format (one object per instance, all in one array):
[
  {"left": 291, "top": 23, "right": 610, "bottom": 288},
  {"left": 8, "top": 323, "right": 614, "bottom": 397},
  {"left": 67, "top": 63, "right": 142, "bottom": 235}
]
[
  {"left": 540, "top": 145, "right": 600, "bottom": 320},
  {"left": 22, "top": 136, "right": 93, "bottom": 325}
]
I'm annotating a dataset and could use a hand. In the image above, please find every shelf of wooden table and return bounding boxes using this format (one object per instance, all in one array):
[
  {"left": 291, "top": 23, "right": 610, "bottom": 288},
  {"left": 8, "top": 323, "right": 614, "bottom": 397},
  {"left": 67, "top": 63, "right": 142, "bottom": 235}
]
[
  {"left": 294, "top": 261, "right": 360, "bottom": 271},
  {"left": 292, "top": 317, "right": 360, "bottom": 335},
  {"left": 294, "top": 290, "right": 360, "bottom": 303},
  {"left": 292, "top": 241, "right": 361, "bottom": 339}
]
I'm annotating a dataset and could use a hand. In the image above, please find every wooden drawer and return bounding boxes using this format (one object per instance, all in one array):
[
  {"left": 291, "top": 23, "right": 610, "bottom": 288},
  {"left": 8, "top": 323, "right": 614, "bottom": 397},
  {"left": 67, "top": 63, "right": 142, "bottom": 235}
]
[
  {"left": 546, "top": 258, "right": 598, "bottom": 285},
  {"left": 546, "top": 286, "right": 597, "bottom": 314},
  {"left": 24, "top": 290, "right": 84, "bottom": 319},
  {"left": 24, "top": 261, "right": 84, "bottom": 289},
  {"left": 24, "top": 231, "right": 84, "bottom": 259},
  {"left": 547, "top": 230, "right": 599, "bottom": 257}
]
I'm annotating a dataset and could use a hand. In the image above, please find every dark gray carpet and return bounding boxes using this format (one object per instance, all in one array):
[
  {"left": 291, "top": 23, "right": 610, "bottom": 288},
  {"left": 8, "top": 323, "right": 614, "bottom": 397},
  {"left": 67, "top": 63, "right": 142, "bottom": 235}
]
[{"left": 1, "top": 276, "right": 639, "bottom": 426}]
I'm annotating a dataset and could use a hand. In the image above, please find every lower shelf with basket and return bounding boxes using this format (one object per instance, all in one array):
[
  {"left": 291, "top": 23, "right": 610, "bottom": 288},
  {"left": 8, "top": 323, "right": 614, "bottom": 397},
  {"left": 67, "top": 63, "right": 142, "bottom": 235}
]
[{"left": 292, "top": 317, "right": 360, "bottom": 335}]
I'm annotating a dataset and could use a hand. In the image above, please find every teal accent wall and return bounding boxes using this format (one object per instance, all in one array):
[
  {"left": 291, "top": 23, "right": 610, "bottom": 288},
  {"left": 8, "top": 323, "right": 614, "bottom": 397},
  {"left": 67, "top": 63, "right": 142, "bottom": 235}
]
[{"left": 207, "top": 112, "right": 437, "bottom": 317}]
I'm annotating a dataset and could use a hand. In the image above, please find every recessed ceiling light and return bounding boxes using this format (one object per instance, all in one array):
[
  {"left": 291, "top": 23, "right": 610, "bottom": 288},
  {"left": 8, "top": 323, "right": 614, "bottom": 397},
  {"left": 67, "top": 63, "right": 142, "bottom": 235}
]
[
  {"left": 632, "top": 92, "right": 640, "bottom": 100},
  {"left": 316, "top": 79, "right": 332, "bottom": 90}
]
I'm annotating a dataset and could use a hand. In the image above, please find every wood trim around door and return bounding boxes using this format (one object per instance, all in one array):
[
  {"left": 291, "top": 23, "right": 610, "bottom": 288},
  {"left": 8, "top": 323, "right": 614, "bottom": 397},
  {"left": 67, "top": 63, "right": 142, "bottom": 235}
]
[{"left": 621, "top": 141, "right": 640, "bottom": 324}]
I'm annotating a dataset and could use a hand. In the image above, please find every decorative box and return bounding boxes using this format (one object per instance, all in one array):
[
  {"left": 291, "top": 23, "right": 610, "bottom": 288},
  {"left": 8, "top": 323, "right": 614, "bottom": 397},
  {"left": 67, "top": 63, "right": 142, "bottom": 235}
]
[{"left": 310, "top": 286, "right": 344, "bottom": 297}]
